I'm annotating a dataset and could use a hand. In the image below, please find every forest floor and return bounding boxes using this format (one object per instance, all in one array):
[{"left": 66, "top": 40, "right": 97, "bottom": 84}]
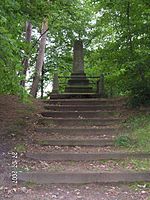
[{"left": 0, "top": 95, "right": 150, "bottom": 200}]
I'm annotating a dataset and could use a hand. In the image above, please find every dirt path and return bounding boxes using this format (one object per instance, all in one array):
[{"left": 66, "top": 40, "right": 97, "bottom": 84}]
[{"left": 0, "top": 184, "right": 150, "bottom": 200}]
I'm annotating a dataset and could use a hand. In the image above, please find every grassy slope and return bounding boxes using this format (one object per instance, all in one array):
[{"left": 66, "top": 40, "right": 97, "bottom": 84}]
[
  {"left": 115, "top": 112, "right": 150, "bottom": 172},
  {"left": 116, "top": 113, "right": 150, "bottom": 152}
]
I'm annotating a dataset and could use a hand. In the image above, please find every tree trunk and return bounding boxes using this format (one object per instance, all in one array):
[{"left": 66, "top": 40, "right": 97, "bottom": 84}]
[
  {"left": 127, "top": 1, "right": 133, "bottom": 54},
  {"left": 30, "top": 20, "right": 48, "bottom": 97},
  {"left": 41, "top": 62, "right": 44, "bottom": 99},
  {"left": 20, "top": 21, "right": 32, "bottom": 87}
]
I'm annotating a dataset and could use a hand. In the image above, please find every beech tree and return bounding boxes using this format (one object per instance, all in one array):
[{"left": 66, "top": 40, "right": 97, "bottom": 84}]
[{"left": 30, "top": 20, "right": 48, "bottom": 97}]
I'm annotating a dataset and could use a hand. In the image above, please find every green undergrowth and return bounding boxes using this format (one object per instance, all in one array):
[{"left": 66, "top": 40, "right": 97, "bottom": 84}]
[
  {"left": 37, "top": 140, "right": 50, "bottom": 145},
  {"left": 14, "top": 143, "right": 27, "bottom": 153},
  {"left": 129, "top": 182, "right": 150, "bottom": 191},
  {"left": 99, "top": 159, "right": 150, "bottom": 172},
  {"left": 23, "top": 181, "right": 37, "bottom": 188},
  {"left": 115, "top": 113, "right": 150, "bottom": 152},
  {"left": 119, "top": 159, "right": 150, "bottom": 171}
]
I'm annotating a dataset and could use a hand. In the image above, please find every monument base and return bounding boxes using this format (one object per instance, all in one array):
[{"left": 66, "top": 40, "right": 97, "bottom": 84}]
[
  {"left": 65, "top": 72, "right": 93, "bottom": 93},
  {"left": 50, "top": 93, "right": 100, "bottom": 99},
  {"left": 50, "top": 40, "right": 102, "bottom": 99}
]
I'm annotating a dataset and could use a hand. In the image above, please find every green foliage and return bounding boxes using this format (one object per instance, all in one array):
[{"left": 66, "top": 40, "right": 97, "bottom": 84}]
[
  {"left": 0, "top": 1, "right": 22, "bottom": 95},
  {"left": 124, "top": 113, "right": 150, "bottom": 130},
  {"left": 85, "top": 0, "right": 150, "bottom": 104},
  {"left": 0, "top": 0, "right": 149, "bottom": 102},
  {"left": 0, "top": 1, "right": 32, "bottom": 97},
  {"left": 127, "top": 159, "right": 150, "bottom": 171},
  {"left": 117, "top": 114, "right": 150, "bottom": 152},
  {"left": 115, "top": 135, "right": 134, "bottom": 148},
  {"left": 129, "top": 182, "right": 150, "bottom": 190},
  {"left": 0, "top": 0, "right": 51, "bottom": 98},
  {"left": 129, "top": 80, "right": 150, "bottom": 107},
  {"left": 15, "top": 143, "right": 26, "bottom": 153}
]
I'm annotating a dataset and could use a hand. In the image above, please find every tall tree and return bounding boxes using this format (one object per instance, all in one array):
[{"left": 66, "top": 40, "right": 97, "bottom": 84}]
[
  {"left": 20, "top": 21, "right": 32, "bottom": 87},
  {"left": 30, "top": 19, "right": 48, "bottom": 97}
]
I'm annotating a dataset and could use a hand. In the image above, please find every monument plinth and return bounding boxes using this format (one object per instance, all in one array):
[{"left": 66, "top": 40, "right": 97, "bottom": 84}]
[{"left": 65, "top": 40, "right": 93, "bottom": 93}]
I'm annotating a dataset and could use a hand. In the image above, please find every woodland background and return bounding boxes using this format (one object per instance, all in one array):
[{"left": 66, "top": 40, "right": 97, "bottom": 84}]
[{"left": 0, "top": 0, "right": 149, "bottom": 106}]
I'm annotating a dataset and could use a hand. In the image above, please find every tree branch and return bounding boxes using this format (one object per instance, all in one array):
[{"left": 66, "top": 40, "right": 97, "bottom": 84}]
[{"left": 32, "top": 28, "right": 49, "bottom": 49}]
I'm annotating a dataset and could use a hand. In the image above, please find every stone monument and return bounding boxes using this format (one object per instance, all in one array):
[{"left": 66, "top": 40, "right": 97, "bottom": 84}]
[
  {"left": 73, "top": 40, "right": 84, "bottom": 74},
  {"left": 65, "top": 40, "right": 93, "bottom": 93}
]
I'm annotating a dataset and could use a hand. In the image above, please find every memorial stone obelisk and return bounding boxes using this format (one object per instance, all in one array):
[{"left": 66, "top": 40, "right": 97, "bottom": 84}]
[
  {"left": 65, "top": 40, "right": 92, "bottom": 93},
  {"left": 73, "top": 40, "right": 84, "bottom": 74}
]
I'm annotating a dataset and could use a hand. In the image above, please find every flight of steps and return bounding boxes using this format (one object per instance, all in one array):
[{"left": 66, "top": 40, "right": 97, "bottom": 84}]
[{"left": 18, "top": 98, "right": 150, "bottom": 184}]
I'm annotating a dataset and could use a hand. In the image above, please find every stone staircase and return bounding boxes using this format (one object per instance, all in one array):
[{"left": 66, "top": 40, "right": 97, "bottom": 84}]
[{"left": 18, "top": 97, "right": 150, "bottom": 184}]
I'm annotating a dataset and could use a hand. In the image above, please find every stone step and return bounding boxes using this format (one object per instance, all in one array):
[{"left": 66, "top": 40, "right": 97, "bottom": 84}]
[
  {"left": 70, "top": 74, "right": 88, "bottom": 79},
  {"left": 44, "top": 105, "right": 122, "bottom": 111},
  {"left": 26, "top": 145, "right": 114, "bottom": 153},
  {"left": 44, "top": 98, "right": 126, "bottom": 105},
  {"left": 68, "top": 79, "right": 90, "bottom": 85},
  {"left": 50, "top": 93, "right": 100, "bottom": 99},
  {"left": 65, "top": 86, "right": 93, "bottom": 93},
  {"left": 25, "top": 152, "right": 150, "bottom": 161},
  {"left": 34, "top": 139, "right": 115, "bottom": 147},
  {"left": 34, "top": 132, "right": 116, "bottom": 141},
  {"left": 18, "top": 172, "right": 150, "bottom": 184},
  {"left": 65, "top": 85, "right": 93, "bottom": 87},
  {"left": 35, "top": 127, "right": 119, "bottom": 136},
  {"left": 40, "top": 111, "right": 119, "bottom": 118},
  {"left": 38, "top": 118, "right": 122, "bottom": 127}
]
